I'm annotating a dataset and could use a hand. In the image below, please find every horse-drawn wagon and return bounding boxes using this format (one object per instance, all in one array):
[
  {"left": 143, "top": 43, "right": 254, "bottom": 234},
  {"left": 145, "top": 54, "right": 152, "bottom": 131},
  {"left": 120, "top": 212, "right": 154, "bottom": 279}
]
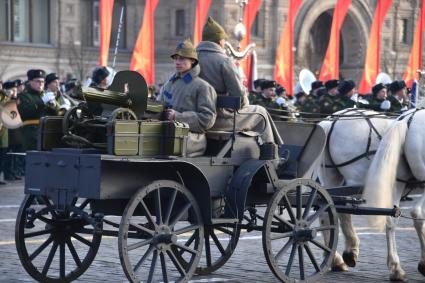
[{"left": 14, "top": 71, "right": 400, "bottom": 283}]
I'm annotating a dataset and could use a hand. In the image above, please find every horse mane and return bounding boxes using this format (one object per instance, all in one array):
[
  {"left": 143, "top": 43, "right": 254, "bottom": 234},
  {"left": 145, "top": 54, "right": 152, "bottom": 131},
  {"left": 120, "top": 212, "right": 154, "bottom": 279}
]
[{"left": 362, "top": 119, "right": 408, "bottom": 229}]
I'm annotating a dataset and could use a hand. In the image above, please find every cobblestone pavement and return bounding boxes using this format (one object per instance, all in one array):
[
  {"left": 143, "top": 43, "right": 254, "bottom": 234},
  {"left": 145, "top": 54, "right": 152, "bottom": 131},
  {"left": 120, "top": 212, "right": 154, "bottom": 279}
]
[{"left": 1, "top": 180, "right": 424, "bottom": 283}]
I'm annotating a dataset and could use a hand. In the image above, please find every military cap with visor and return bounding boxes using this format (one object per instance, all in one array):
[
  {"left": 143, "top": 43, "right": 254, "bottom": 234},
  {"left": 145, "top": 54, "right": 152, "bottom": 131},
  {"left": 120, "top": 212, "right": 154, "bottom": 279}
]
[
  {"left": 45, "top": 73, "right": 60, "bottom": 86},
  {"left": 202, "top": 16, "right": 228, "bottom": 43},
  {"left": 27, "top": 69, "right": 46, "bottom": 81},
  {"left": 261, "top": 80, "right": 276, "bottom": 90},
  {"left": 338, "top": 80, "right": 356, "bottom": 95},
  {"left": 372, "top": 83, "right": 386, "bottom": 96},
  {"left": 311, "top": 80, "right": 324, "bottom": 91},
  {"left": 14, "top": 79, "right": 24, "bottom": 86},
  {"left": 325, "top": 79, "right": 339, "bottom": 90},
  {"left": 3, "top": 80, "right": 18, "bottom": 90},
  {"left": 171, "top": 39, "right": 198, "bottom": 64}
]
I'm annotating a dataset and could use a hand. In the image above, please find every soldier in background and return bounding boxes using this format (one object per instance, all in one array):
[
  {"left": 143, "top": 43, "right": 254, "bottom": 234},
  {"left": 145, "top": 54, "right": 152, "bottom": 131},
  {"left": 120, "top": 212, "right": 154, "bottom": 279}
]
[
  {"left": 87, "top": 67, "right": 111, "bottom": 115},
  {"left": 17, "top": 69, "right": 58, "bottom": 150},
  {"left": 299, "top": 81, "right": 322, "bottom": 119},
  {"left": 14, "top": 79, "right": 25, "bottom": 95},
  {"left": 364, "top": 83, "right": 391, "bottom": 112},
  {"left": 0, "top": 81, "right": 9, "bottom": 184},
  {"left": 251, "top": 80, "right": 277, "bottom": 108},
  {"left": 388, "top": 80, "right": 409, "bottom": 112},
  {"left": 319, "top": 80, "right": 339, "bottom": 115},
  {"left": 332, "top": 80, "right": 357, "bottom": 111},
  {"left": 248, "top": 78, "right": 265, "bottom": 103},
  {"left": 44, "top": 73, "right": 72, "bottom": 116}
]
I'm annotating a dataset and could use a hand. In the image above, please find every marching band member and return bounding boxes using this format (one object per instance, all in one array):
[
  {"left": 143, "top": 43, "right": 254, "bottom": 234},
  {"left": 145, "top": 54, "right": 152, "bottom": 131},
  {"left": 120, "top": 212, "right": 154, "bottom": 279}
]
[{"left": 44, "top": 73, "right": 72, "bottom": 116}]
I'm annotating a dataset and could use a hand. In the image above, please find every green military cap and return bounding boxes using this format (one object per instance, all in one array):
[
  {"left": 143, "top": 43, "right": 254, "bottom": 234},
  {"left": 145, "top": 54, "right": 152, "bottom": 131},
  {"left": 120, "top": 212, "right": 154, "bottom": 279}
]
[
  {"left": 202, "top": 16, "right": 228, "bottom": 43},
  {"left": 171, "top": 38, "right": 198, "bottom": 63}
]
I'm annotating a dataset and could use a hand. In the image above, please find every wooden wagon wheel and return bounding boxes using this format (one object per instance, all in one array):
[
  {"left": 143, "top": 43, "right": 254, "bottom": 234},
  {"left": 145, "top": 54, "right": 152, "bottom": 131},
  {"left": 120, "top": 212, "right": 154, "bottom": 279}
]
[
  {"left": 262, "top": 179, "right": 338, "bottom": 283},
  {"left": 118, "top": 180, "right": 204, "bottom": 283},
  {"left": 110, "top": 107, "right": 137, "bottom": 121},
  {"left": 15, "top": 195, "right": 102, "bottom": 283},
  {"left": 62, "top": 105, "right": 95, "bottom": 148}
]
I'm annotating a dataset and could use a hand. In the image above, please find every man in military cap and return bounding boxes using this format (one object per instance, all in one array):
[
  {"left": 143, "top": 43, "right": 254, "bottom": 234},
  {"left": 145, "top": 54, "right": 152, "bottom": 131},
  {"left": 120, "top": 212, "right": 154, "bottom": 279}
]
[
  {"left": 388, "top": 80, "right": 409, "bottom": 112},
  {"left": 44, "top": 73, "right": 72, "bottom": 116},
  {"left": 159, "top": 39, "right": 217, "bottom": 157},
  {"left": 17, "top": 69, "right": 58, "bottom": 150},
  {"left": 248, "top": 78, "right": 265, "bottom": 103},
  {"left": 325, "top": 79, "right": 339, "bottom": 96},
  {"left": 251, "top": 80, "right": 277, "bottom": 108},
  {"left": 364, "top": 83, "right": 391, "bottom": 112},
  {"left": 319, "top": 80, "right": 339, "bottom": 115},
  {"left": 332, "top": 80, "right": 357, "bottom": 112},
  {"left": 14, "top": 79, "right": 25, "bottom": 95},
  {"left": 196, "top": 16, "right": 282, "bottom": 145}
]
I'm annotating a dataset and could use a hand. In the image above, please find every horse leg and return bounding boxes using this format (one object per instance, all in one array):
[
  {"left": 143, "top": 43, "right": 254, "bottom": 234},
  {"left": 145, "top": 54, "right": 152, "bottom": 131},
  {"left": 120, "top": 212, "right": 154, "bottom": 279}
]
[
  {"left": 410, "top": 191, "right": 425, "bottom": 277},
  {"left": 339, "top": 214, "right": 360, "bottom": 267},
  {"left": 320, "top": 214, "right": 348, "bottom": 271},
  {"left": 386, "top": 216, "right": 406, "bottom": 281}
]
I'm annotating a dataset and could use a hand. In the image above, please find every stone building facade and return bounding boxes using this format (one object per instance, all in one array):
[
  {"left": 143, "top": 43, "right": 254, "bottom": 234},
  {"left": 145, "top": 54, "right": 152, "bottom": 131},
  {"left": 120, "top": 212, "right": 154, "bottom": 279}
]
[{"left": 0, "top": 0, "right": 423, "bottom": 91}]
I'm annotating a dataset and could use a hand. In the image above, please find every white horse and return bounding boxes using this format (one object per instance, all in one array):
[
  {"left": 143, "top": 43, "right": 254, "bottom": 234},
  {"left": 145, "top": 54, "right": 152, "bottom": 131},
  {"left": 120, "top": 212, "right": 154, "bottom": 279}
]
[
  {"left": 363, "top": 108, "right": 425, "bottom": 281},
  {"left": 316, "top": 109, "right": 394, "bottom": 272}
]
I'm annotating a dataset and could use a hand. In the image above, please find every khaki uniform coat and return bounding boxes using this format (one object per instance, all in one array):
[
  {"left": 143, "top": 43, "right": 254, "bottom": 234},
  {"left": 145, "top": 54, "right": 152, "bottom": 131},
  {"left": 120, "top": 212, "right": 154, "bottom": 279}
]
[
  {"left": 196, "top": 41, "right": 281, "bottom": 144},
  {"left": 160, "top": 64, "right": 217, "bottom": 156}
]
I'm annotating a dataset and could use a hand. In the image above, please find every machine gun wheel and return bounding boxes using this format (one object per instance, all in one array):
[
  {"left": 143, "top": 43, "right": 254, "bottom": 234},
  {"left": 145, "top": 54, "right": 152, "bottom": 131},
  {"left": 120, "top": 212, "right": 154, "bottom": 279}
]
[
  {"left": 262, "top": 179, "right": 338, "bottom": 283},
  {"left": 118, "top": 180, "right": 204, "bottom": 283},
  {"left": 62, "top": 104, "right": 93, "bottom": 136},
  {"left": 110, "top": 107, "right": 137, "bottom": 121},
  {"left": 15, "top": 195, "right": 102, "bottom": 283}
]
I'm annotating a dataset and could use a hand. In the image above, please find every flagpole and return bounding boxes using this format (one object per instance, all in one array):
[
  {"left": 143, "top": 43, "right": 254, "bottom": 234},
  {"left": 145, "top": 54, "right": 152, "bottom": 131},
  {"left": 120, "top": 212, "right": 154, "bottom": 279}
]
[{"left": 112, "top": 7, "right": 124, "bottom": 68}]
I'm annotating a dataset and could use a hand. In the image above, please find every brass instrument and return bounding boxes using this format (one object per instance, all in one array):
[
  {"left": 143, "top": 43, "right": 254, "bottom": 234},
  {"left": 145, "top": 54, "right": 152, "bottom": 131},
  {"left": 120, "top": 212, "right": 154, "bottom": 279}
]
[{"left": 0, "top": 100, "right": 23, "bottom": 129}]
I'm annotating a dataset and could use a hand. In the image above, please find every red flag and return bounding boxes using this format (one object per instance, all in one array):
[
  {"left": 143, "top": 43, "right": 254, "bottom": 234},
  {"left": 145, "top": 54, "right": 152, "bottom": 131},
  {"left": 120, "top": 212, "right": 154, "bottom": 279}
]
[
  {"left": 274, "top": 0, "right": 303, "bottom": 95},
  {"left": 194, "top": 0, "right": 212, "bottom": 46},
  {"left": 240, "top": 0, "right": 263, "bottom": 86},
  {"left": 358, "top": 0, "right": 393, "bottom": 94},
  {"left": 130, "top": 0, "right": 159, "bottom": 85},
  {"left": 403, "top": 0, "right": 425, "bottom": 88},
  {"left": 99, "top": 0, "right": 114, "bottom": 66},
  {"left": 319, "top": 0, "right": 352, "bottom": 81}
]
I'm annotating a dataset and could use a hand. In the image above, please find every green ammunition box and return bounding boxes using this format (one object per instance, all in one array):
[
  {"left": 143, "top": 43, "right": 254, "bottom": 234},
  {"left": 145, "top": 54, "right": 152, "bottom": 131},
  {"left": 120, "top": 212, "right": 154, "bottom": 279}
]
[
  {"left": 139, "top": 120, "right": 163, "bottom": 156},
  {"left": 163, "top": 121, "right": 189, "bottom": 156},
  {"left": 107, "top": 120, "right": 139, "bottom": 155},
  {"left": 37, "top": 116, "right": 67, "bottom": 151}
]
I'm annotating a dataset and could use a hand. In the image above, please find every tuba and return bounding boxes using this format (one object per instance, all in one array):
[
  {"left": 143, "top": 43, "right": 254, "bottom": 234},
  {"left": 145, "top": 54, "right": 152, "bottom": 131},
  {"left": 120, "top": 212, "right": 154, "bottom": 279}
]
[
  {"left": 376, "top": 72, "right": 392, "bottom": 85},
  {"left": 299, "top": 69, "right": 316, "bottom": 94},
  {"left": 0, "top": 100, "right": 23, "bottom": 129}
]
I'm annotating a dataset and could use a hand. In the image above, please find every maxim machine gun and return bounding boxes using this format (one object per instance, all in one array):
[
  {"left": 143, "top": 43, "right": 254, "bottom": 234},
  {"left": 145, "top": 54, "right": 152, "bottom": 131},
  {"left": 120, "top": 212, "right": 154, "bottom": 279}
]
[{"left": 59, "top": 71, "right": 148, "bottom": 149}]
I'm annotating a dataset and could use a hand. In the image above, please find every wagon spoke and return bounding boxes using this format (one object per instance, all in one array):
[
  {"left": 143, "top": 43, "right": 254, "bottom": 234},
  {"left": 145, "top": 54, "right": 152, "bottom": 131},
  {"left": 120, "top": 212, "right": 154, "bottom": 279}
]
[
  {"left": 154, "top": 188, "right": 162, "bottom": 225},
  {"left": 134, "top": 245, "right": 154, "bottom": 272},
  {"left": 147, "top": 250, "right": 158, "bottom": 283},
  {"left": 173, "top": 242, "right": 197, "bottom": 255},
  {"left": 304, "top": 242, "right": 320, "bottom": 272},
  {"left": 128, "top": 239, "right": 153, "bottom": 251},
  {"left": 167, "top": 249, "right": 187, "bottom": 276},
  {"left": 174, "top": 224, "right": 200, "bottom": 235},
  {"left": 29, "top": 235, "right": 54, "bottom": 261},
  {"left": 307, "top": 204, "right": 330, "bottom": 224},
  {"left": 140, "top": 199, "right": 157, "bottom": 228},
  {"left": 42, "top": 241, "right": 58, "bottom": 276},
  {"left": 169, "top": 202, "right": 192, "bottom": 227},
  {"left": 129, "top": 221, "right": 155, "bottom": 236},
  {"left": 285, "top": 242, "right": 297, "bottom": 275},
  {"left": 273, "top": 214, "right": 294, "bottom": 229},
  {"left": 270, "top": 231, "right": 293, "bottom": 240},
  {"left": 24, "top": 228, "right": 54, "bottom": 238},
  {"left": 60, "top": 242, "right": 66, "bottom": 278},
  {"left": 298, "top": 244, "right": 305, "bottom": 280},
  {"left": 296, "top": 186, "right": 302, "bottom": 220},
  {"left": 204, "top": 231, "right": 212, "bottom": 267},
  {"left": 164, "top": 190, "right": 177, "bottom": 225},
  {"left": 275, "top": 237, "right": 293, "bottom": 261},
  {"left": 181, "top": 233, "right": 196, "bottom": 253},
  {"left": 302, "top": 189, "right": 317, "bottom": 219},
  {"left": 210, "top": 230, "right": 226, "bottom": 254},
  {"left": 160, "top": 252, "right": 169, "bottom": 283},
  {"left": 78, "top": 199, "right": 90, "bottom": 210},
  {"left": 71, "top": 233, "right": 93, "bottom": 247},
  {"left": 66, "top": 238, "right": 82, "bottom": 267},
  {"left": 282, "top": 194, "right": 296, "bottom": 222},
  {"left": 315, "top": 225, "right": 336, "bottom": 232},
  {"left": 215, "top": 226, "right": 236, "bottom": 236},
  {"left": 310, "top": 239, "right": 332, "bottom": 254}
]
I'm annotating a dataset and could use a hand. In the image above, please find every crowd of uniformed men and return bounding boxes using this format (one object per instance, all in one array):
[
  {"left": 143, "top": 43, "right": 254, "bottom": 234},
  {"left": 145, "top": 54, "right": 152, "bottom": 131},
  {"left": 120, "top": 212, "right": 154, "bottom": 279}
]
[{"left": 0, "top": 16, "right": 416, "bottom": 183}]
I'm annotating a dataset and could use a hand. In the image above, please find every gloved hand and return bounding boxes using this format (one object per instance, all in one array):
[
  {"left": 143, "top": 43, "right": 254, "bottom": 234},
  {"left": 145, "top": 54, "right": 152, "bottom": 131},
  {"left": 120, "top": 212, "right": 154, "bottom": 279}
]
[
  {"left": 42, "top": 91, "right": 56, "bottom": 104},
  {"left": 275, "top": 97, "right": 286, "bottom": 106},
  {"left": 59, "top": 103, "right": 71, "bottom": 110},
  {"left": 380, "top": 100, "right": 391, "bottom": 110},
  {"left": 350, "top": 93, "right": 358, "bottom": 102}
]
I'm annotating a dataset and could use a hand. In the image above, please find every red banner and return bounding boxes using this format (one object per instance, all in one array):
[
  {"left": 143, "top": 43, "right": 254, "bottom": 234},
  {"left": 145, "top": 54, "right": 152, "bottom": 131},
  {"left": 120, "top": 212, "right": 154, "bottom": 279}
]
[
  {"left": 130, "top": 0, "right": 159, "bottom": 85},
  {"left": 99, "top": 0, "right": 114, "bottom": 66},
  {"left": 358, "top": 0, "right": 393, "bottom": 94},
  {"left": 240, "top": 0, "right": 263, "bottom": 88},
  {"left": 319, "top": 0, "right": 352, "bottom": 81},
  {"left": 194, "top": 0, "right": 212, "bottom": 46},
  {"left": 403, "top": 0, "right": 425, "bottom": 87},
  {"left": 274, "top": 0, "right": 303, "bottom": 95}
]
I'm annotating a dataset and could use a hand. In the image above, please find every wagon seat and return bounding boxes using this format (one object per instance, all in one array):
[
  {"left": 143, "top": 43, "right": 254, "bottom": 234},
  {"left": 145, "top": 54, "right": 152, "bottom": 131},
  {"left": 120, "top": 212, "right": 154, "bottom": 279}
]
[{"left": 204, "top": 96, "right": 262, "bottom": 160}]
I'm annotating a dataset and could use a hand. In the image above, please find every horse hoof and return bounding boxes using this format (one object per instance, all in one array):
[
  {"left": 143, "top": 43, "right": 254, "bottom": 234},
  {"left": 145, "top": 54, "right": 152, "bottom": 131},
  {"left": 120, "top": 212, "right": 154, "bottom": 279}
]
[
  {"left": 331, "top": 263, "right": 348, "bottom": 272},
  {"left": 389, "top": 271, "right": 406, "bottom": 282},
  {"left": 418, "top": 261, "right": 425, "bottom": 276},
  {"left": 342, "top": 251, "right": 357, "bottom": 267}
]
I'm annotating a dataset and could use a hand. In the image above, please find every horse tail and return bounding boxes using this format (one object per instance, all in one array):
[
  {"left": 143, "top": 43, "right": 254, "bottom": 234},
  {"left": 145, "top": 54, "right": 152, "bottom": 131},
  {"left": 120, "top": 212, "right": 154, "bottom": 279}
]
[
  {"left": 316, "top": 120, "right": 344, "bottom": 187},
  {"left": 363, "top": 119, "right": 408, "bottom": 229}
]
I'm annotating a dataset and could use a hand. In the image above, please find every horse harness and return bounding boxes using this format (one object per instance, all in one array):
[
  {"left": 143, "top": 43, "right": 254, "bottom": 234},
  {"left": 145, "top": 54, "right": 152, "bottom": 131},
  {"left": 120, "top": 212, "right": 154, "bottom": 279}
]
[{"left": 325, "top": 108, "right": 383, "bottom": 169}]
